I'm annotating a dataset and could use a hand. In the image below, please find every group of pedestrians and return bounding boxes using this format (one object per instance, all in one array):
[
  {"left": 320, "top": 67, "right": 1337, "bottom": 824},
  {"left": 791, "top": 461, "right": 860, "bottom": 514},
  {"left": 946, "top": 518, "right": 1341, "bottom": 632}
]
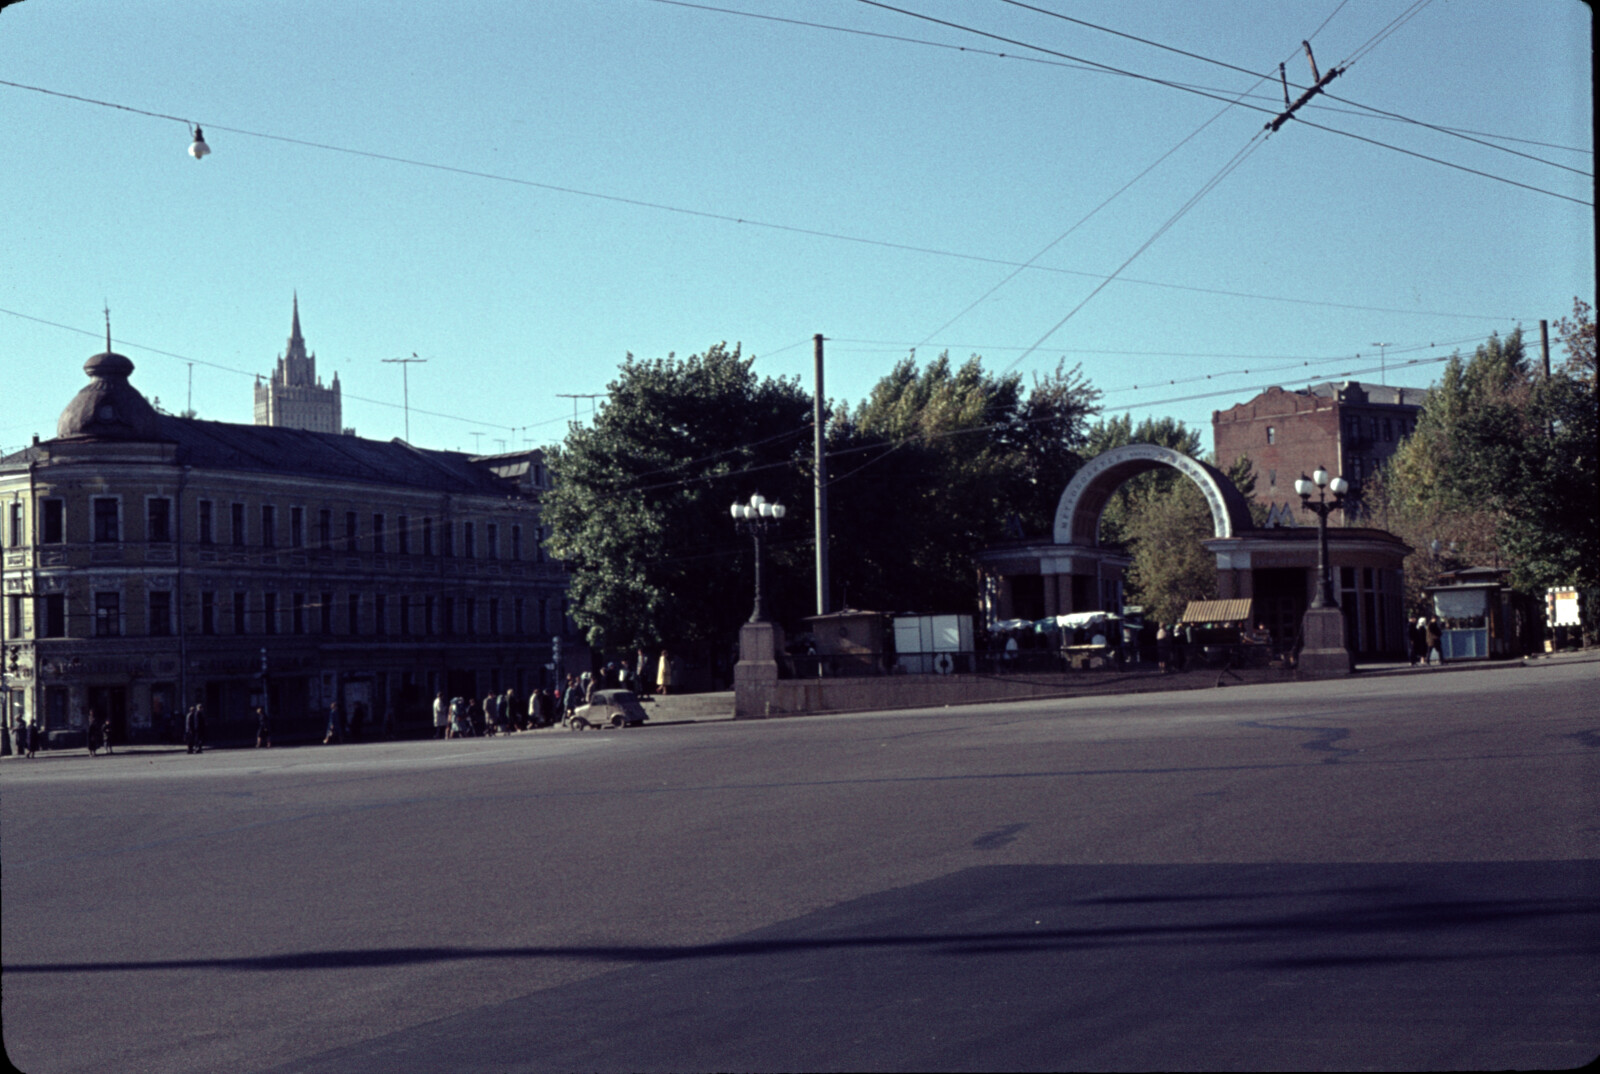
[{"left": 432, "top": 686, "right": 567, "bottom": 739}]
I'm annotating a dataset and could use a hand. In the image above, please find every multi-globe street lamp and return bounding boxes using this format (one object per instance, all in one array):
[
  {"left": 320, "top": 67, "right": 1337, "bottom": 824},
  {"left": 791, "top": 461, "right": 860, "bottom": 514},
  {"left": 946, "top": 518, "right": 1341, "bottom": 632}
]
[
  {"left": 730, "top": 493, "right": 785, "bottom": 623},
  {"left": 1295, "top": 466, "right": 1349, "bottom": 609}
]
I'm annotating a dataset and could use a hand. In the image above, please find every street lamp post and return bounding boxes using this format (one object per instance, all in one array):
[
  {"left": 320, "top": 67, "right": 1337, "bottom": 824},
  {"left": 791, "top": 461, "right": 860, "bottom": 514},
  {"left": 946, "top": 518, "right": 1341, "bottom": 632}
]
[
  {"left": 1293, "top": 466, "right": 1353, "bottom": 679},
  {"left": 1295, "top": 466, "right": 1349, "bottom": 608},
  {"left": 730, "top": 493, "right": 785, "bottom": 623}
]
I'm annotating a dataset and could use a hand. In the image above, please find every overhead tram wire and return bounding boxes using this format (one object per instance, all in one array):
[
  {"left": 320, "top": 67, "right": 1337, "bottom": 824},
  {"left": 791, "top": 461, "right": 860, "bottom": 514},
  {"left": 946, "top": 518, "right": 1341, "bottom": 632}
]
[
  {"left": 914, "top": 22, "right": 1343, "bottom": 347},
  {"left": 4, "top": 75, "right": 1580, "bottom": 310},
  {"left": 848, "top": 3, "right": 1590, "bottom": 205},
  {"left": 651, "top": 2, "right": 1590, "bottom": 166},
  {"left": 999, "top": 130, "right": 1272, "bottom": 377},
  {"left": 990, "top": 0, "right": 1589, "bottom": 178}
]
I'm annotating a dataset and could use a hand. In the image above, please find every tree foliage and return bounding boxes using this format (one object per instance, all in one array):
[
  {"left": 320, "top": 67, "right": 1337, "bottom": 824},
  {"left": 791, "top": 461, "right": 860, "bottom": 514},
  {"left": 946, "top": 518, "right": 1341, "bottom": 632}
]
[
  {"left": 1378, "top": 317, "right": 1599, "bottom": 630},
  {"left": 543, "top": 344, "right": 813, "bottom": 652},
  {"left": 824, "top": 354, "right": 1099, "bottom": 613}
]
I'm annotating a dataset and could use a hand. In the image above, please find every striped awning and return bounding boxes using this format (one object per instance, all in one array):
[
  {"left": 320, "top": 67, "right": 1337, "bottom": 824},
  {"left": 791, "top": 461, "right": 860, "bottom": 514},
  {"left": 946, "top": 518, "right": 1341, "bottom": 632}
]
[{"left": 1180, "top": 599, "right": 1253, "bottom": 623}]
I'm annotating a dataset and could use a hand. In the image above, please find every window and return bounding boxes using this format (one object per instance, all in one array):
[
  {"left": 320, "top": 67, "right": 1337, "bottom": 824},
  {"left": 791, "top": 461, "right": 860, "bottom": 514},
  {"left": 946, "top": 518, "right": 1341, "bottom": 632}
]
[
  {"left": 232, "top": 503, "right": 247, "bottom": 547},
  {"left": 422, "top": 518, "right": 433, "bottom": 556},
  {"left": 511, "top": 525, "right": 521, "bottom": 561},
  {"left": 399, "top": 595, "right": 411, "bottom": 636},
  {"left": 201, "top": 591, "right": 216, "bottom": 635},
  {"left": 465, "top": 597, "right": 477, "bottom": 635},
  {"left": 42, "top": 499, "right": 64, "bottom": 544},
  {"left": 95, "top": 591, "right": 120, "bottom": 636},
  {"left": 441, "top": 521, "right": 453, "bottom": 558},
  {"left": 148, "top": 498, "right": 173, "bottom": 543},
  {"left": 318, "top": 508, "right": 331, "bottom": 549},
  {"left": 488, "top": 598, "right": 499, "bottom": 636},
  {"left": 8, "top": 594, "right": 23, "bottom": 636},
  {"left": 348, "top": 593, "right": 360, "bottom": 635},
  {"left": 425, "top": 596, "right": 437, "bottom": 636},
  {"left": 41, "top": 594, "right": 65, "bottom": 638},
  {"left": 291, "top": 506, "right": 305, "bottom": 548},
  {"left": 514, "top": 597, "right": 525, "bottom": 636},
  {"left": 464, "top": 522, "right": 475, "bottom": 559},
  {"left": 8, "top": 501, "right": 22, "bottom": 546},
  {"left": 345, "top": 511, "right": 358, "bottom": 552},
  {"left": 93, "top": 498, "right": 120, "bottom": 543},
  {"left": 263, "top": 592, "right": 278, "bottom": 634},
  {"left": 442, "top": 597, "right": 456, "bottom": 636},
  {"left": 320, "top": 592, "right": 333, "bottom": 634},
  {"left": 261, "top": 505, "right": 276, "bottom": 548},
  {"left": 374, "top": 594, "right": 387, "bottom": 635},
  {"left": 487, "top": 523, "right": 498, "bottom": 560},
  {"left": 535, "top": 526, "right": 546, "bottom": 563},
  {"left": 372, "top": 513, "right": 386, "bottom": 554},
  {"left": 1267, "top": 469, "right": 1277, "bottom": 488},
  {"left": 233, "top": 592, "right": 247, "bottom": 634},
  {"left": 1382, "top": 418, "right": 1393, "bottom": 441},
  {"left": 292, "top": 593, "right": 306, "bottom": 635},
  {"left": 538, "top": 597, "right": 549, "bottom": 636},
  {"left": 398, "top": 515, "right": 410, "bottom": 555},
  {"left": 149, "top": 591, "right": 172, "bottom": 635},
  {"left": 198, "top": 500, "right": 213, "bottom": 544},
  {"left": 1265, "top": 425, "right": 1276, "bottom": 445}
]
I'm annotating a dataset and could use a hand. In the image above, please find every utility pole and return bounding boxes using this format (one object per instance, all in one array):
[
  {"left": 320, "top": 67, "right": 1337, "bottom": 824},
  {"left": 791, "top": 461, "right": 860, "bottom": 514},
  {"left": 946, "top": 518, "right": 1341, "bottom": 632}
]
[
  {"left": 186, "top": 362, "right": 194, "bottom": 415},
  {"left": 1540, "top": 319, "right": 1551, "bottom": 379},
  {"left": 1266, "top": 41, "right": 1342, "bottom": 134},
  {"left": 1370, "top": 343, "right": 1391, "bottom": 386},
  {"left": 813, "top": 334, "right": 831, "bottom": 616},
  {"left": 383, "top": 353, "right": 427, "bottom": 441},
  {"left": 555, "top": 394, "right": 601, "bottom": 423}
]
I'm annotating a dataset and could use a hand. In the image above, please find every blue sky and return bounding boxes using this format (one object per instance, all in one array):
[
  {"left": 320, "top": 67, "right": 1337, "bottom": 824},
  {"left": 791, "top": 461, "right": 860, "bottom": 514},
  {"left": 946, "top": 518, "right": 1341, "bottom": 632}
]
[{"left": 1, "top": 0, "right": 1591, "bottom": 460}]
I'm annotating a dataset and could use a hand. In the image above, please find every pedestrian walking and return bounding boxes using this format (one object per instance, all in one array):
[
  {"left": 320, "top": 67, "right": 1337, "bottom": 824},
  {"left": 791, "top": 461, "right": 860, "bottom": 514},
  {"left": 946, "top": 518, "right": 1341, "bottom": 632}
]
[
  {"left": 656, "top": 649, "right": 673, "bottom": 696},
  {"left": 433, "top": 691, "right": 448, "bottom": 739},
  {"left": 254, "top": 705, "right": 272, "bottom": 748},
  {"left": 324, "top": 701, "right": 346, "bottom": 745},
  {"left": 184, "top": 703, "right": 206, "bottom": 754},
  {"left": 1156, "top": 624, "right": 1172, "bottom": 672},
  {"left": 86, "top": 709, "right": 103, "bottom": 757}
]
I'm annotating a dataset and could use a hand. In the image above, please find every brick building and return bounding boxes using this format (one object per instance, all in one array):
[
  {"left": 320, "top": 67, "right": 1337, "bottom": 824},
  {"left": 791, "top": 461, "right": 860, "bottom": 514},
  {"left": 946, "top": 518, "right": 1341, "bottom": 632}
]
[
  {"left": 2, "top": 343, "right": 573, "bottom": 748},
  {"left": 1212, "top": 381, "right": 1429, "bottom": 522}
]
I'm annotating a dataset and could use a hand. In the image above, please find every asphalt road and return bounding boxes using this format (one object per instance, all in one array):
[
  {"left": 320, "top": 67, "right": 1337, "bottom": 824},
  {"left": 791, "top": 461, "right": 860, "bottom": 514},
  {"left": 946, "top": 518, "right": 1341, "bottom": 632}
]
[{"left": 3, "top": 658, "right": 1597, "bottom": 1073}]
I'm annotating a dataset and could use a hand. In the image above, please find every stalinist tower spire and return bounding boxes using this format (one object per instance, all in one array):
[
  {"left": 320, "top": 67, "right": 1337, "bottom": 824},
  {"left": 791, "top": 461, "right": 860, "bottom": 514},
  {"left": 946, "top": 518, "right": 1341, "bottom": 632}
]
[{"left": 254, "top": 293, "right": 345, "bottom": 433}]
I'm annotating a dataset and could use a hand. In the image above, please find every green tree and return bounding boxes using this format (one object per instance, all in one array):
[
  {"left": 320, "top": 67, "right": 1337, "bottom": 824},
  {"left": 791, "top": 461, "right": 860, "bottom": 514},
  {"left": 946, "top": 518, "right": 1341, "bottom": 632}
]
[
  {"left": 543, "top": 344, "right": 813, "bottom": 653},
  {"left": 1079, "top": 414, "right": 1202, "bottom": 547},
  {"left": 824, "top": 353, "right": 1099, "bottom": 613},
  {"left": 1380, "top": 320, "right": 1599, "bottom": 638}
]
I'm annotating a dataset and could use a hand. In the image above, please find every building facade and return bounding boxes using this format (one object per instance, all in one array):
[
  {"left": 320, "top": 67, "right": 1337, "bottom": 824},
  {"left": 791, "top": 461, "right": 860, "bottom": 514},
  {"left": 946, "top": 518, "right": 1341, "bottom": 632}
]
[
  {"left": 1212, "top": 381, "right": 1429, "bottom": 522},
  {"left": 2, "top": 345, "right": 572, "bottom": 747},
  {"left": 253, "top": 295, "right": 343, "bottom": 434}
]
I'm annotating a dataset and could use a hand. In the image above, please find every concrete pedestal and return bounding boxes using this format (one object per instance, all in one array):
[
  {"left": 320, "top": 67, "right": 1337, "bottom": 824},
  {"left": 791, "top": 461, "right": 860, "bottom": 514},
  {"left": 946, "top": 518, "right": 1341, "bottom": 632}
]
[
  {"left": 1297, "top": 606, "right": 1352, "bottom": 679},
  {"left": 734, "top": 620, "right": 785, "bottom": 718}
]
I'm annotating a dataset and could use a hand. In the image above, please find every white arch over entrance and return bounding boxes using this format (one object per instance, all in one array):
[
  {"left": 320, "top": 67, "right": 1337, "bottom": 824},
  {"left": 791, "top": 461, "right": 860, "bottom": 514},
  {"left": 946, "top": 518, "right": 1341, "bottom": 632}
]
[{"left": 1052, "top": 443, "right": 1256, "bottom": 546}]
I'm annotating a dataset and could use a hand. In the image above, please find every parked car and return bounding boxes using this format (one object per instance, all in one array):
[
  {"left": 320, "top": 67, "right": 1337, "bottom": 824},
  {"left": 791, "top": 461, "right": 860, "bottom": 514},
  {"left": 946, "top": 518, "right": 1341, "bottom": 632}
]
[{"left": 569, "top": 689, "right": 650, "bottom": 729}]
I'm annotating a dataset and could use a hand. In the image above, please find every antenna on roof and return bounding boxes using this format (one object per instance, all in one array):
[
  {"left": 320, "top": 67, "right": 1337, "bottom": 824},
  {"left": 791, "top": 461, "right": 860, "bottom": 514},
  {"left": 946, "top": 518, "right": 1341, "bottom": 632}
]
[{"left": 382, "top": 353, "right": 428, "bottom": 441}]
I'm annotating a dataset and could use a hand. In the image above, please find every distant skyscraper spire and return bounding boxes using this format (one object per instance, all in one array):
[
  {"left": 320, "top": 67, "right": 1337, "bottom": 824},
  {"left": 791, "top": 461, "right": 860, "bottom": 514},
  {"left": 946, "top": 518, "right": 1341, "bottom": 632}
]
[{"left": 255, "top": 294, "right": 344, "bottom": 433}]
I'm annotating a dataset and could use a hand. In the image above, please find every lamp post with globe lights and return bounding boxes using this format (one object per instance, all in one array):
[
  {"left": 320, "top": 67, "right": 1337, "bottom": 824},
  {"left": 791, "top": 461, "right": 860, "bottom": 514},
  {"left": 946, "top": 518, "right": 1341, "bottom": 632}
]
[
  {"left": 1295, "top": 466, "right": 1350, "bottom": 609},
  {"left": 730, "top": 493, "right": 785, "bottom": 623},
  {"left": 1293, "top": 465, "right": 1353, "bottom": 678}
]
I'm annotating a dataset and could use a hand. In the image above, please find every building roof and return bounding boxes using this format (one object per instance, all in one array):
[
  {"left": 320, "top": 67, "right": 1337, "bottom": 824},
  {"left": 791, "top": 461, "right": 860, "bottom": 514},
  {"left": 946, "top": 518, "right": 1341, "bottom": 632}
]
[
  {"left": 5, "top": 416, "right": 526, "bottom": 496},
  {"left": 1303, "top": 380, "right": 1431, "bottom": 407}
]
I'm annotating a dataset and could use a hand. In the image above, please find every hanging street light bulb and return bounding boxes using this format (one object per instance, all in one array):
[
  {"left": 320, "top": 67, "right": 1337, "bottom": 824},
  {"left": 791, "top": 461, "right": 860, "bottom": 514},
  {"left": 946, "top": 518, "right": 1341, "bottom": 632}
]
[{"left": 189, "top": 125, "right": 210, "bottom": 159}]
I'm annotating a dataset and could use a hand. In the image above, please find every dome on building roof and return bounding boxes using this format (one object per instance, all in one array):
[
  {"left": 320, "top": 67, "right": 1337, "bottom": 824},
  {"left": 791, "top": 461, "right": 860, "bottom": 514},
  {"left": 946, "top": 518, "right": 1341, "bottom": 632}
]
[{"left": 56, "top": 349, "right": 163, "bottom": 441}]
